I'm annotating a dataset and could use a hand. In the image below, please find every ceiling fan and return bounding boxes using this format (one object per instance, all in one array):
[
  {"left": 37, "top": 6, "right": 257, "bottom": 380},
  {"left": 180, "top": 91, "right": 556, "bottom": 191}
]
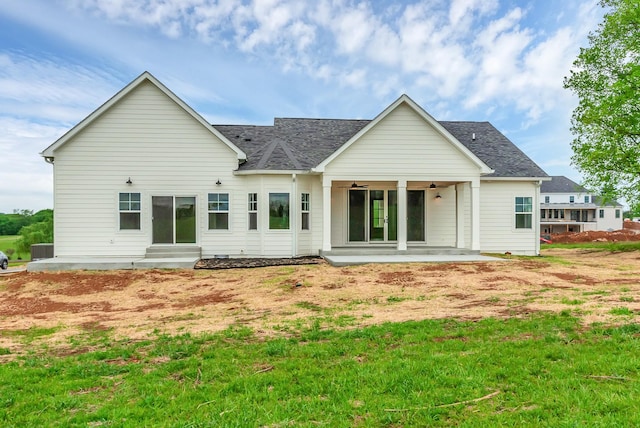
[{"left": 338, "top": 181, "right": 369, "bottom": 188}]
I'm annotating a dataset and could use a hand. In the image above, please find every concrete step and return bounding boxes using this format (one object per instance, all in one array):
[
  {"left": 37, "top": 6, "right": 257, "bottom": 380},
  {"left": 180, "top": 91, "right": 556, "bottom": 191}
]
[{"left": 145, "top": 246, "right": 202, "bottom": 259}]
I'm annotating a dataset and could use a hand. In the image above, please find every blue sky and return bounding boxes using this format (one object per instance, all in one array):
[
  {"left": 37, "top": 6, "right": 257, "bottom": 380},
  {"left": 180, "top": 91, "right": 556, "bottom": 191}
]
[{"left": 0, "top": 0, "right": 603, "bottom": 213}]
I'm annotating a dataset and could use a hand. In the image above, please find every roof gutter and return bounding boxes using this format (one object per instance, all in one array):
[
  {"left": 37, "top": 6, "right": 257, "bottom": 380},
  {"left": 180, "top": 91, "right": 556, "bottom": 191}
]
[
  {"left": 233, "top": 169, "right": 317, "bottom": 176},
  {"left": 481, "top": 176, "right": 551, "bottom": 182}
]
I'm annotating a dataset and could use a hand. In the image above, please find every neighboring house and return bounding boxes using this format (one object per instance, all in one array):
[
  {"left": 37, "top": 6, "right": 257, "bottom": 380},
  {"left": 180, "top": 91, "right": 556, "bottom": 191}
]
[
  {"left": 540, "top": 176, "right": 623, "bottom": 234},
  {"left": 39, "top": 71, "right": 549, "bottom": 262}
]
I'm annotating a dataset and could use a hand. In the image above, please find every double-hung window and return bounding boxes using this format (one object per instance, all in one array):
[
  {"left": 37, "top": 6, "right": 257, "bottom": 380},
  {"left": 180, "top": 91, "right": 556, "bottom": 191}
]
[
  {"left": 584, "top": 196, "right": 590, "bottom": 203},
  {"left": 301, "top": 193, "right": 310, "bottom": 231},
  {"left": 515, "top": 197, "right": 533, "bottom": 229},
  {"left": 208, "top": 193, "right": 229, "bottom": 230},
  {"left": 599, "top": 209, "right": 604, "bottom": 218},
  {"left": 248, "top": 193, "right": 258, "bottom": 230},
  {"left": 119, "top": 192, "right": 141, "bottom": 230}
]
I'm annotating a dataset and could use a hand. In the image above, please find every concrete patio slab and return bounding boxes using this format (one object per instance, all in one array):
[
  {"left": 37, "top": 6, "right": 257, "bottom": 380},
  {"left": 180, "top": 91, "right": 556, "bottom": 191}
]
[
  {"left": 27, "top": 257, "right": 198, "bottom": 271},
  {"left": 323, "top": 254, "right": 507, "bottom": 267}
]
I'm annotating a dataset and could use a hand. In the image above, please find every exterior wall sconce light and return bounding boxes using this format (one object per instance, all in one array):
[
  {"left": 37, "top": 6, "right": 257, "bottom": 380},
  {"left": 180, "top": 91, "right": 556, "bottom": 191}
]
[
  {"left": 126, "top": 177, "right": 133, "bottom": 185},
  {"left": 216, "top": 179, "right": 222, "bottom": 185},
  {"left": 435, "top": 193, "right": 442, "bottom": 199}
]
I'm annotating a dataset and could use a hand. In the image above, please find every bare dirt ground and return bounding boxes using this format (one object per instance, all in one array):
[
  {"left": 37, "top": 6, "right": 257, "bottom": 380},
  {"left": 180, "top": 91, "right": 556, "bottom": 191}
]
[
  {"left": 1, "top": 247, "right": 640, "bottom": 358},
  {"left": 549, "top": 228, "right": 640, "bottom": 243}
]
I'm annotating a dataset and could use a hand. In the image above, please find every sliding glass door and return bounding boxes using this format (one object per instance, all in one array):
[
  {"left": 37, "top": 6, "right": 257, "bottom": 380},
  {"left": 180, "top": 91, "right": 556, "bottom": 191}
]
[{"left": 152, "top": 196, "right": 196, "bottom": 244}]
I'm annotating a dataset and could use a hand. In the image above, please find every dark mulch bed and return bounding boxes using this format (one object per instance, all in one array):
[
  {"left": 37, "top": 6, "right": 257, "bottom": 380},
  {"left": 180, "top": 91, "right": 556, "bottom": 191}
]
[{"left": 195, "top": 256, "right": 325, "bottom": 270}]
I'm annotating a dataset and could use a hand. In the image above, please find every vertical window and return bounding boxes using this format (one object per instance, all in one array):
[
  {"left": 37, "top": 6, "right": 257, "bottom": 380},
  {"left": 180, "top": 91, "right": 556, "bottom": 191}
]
[
  {"left": 570, "top": 196, "right": 575, "bottom": 203},
  {"left": 208, "top": 193, "right": 229, "bottom": 230},
  {"left": 616, "top": 209, "right": 621, "bottom": 219},
  {"left": 119, "top": 192, "right": 141, "bottom": 230},
  {"left": 599, "top": 209, "right": 604, "bottom": 218},
  {"left": 301, "top": 193, "right": 310, "bottom": 231},
  {"left": 269, "top": 193, "right": 289, "bottom": 229},
  {"left": 544, "top": 196, "right": 550, "bottom": 204},
  {"left": 248, "top": 193, "right": 258, "bottom": 230},
  {"left": 515, "top": 197, "right": 533, "bottom": 229},
  {"left": 584, "top": 196, "right": 590, "bottom": 203},
  {"left": 541, "top": 209, "right": 546, "bottom": 219}
]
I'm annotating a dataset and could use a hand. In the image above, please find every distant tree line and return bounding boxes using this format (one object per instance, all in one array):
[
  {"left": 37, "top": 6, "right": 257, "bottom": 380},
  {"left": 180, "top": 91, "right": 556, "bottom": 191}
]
[
  {"left": 0, "top": 209, "right": 53, "bottom": 255},
  {"left": 0, "top": 209, "right": 52, "bottom": 235}
]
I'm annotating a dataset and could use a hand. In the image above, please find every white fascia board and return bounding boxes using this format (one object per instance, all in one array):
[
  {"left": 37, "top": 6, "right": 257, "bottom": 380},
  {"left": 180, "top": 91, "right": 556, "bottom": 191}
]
[{"left": 40, "top": 71, "right": 246, "bottom": 161}]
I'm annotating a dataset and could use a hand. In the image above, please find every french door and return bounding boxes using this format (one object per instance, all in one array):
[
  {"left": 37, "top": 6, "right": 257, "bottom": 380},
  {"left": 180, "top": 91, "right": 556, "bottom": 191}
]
[
  {"left": 348, "top": 189, "right": 397, "bottom": 242},
  {"left": 152, "top": 196, "right": 196, "bottom": 244}
]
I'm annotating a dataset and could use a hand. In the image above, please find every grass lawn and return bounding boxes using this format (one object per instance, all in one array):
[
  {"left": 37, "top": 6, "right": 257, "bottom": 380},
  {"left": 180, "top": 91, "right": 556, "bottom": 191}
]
[
  {"left": 1, "top": 313, "right": 640, "bottom": 426},
  {"left": 0, "top": 235, "right": 29, "bottom": 261},
  {"left": 542, "top": 241, "right": 640, "bottom": 252}
]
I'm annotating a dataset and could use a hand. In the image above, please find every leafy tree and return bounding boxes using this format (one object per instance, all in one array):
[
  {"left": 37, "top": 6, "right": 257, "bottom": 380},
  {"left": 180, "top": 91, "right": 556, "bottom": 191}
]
[
  {"left": 563, "top": 0, "right": 640, "bottom": 208},
  {"left": 15, "top": 217, "right": 53, "bottom": 254}
]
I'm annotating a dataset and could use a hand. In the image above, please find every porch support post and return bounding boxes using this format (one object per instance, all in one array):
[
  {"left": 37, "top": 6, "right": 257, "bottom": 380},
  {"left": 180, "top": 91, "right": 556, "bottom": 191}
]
[
  {"left": 397, "top": 179, "right": 407, "bottom": 251},
  {"left": 471, "top": 180, "right": 481, "bottom": 251},
  {"left": 322, "top": 178, "right": 332, "bottom": 252},
  {"left": 456, "top": 183, "right": 466, "bottom": 248}
]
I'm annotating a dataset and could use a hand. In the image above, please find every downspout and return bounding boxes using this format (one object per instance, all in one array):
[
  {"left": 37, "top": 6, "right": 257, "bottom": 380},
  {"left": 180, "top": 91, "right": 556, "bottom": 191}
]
[
  {"left": 292, "top": 173, "right": 297, "bottom": 257},
  {"left": 535, "top": 180, "right": 542, "bottom": 256}
]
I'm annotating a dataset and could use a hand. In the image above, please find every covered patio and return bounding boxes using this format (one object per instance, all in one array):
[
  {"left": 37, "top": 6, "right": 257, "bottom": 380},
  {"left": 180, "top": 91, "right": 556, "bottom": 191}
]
[{"left": 321, "top": 179, "right": 481, "bottom": 254}]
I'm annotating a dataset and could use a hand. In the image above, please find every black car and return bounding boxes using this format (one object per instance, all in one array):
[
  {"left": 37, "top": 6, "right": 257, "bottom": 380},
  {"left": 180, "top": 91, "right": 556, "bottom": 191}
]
[{"left": 0, "top": 251, "right": 7, "bottom": 270}]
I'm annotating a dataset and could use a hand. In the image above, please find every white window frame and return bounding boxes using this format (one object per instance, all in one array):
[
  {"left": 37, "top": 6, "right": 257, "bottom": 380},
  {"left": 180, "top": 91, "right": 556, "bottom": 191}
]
[
  {"left": 599, "top": 209, "right": 604, "bottom": 219},
  {"left": 301, "top": 192, "right": 310, "bottom": 231},
  {"left": 248, "top": 193, "right": 258, "bottom": 231},
  {"left": 515, "top": 196, "right": 533, "bottom": 229},
  {"left": 208, "top": 192, "right": 229, "bottom": 230},
  {"left": 119, "top": 192, "right": 141, "bottom": 230},
  {"left": 570, "top": 195, "right": 575, "bottom": 203}
]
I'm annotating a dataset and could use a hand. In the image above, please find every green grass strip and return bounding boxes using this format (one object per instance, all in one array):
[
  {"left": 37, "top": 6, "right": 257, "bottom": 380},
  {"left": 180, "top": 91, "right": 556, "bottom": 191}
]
[{"left": 1, "top": 313, "right": 640, "bottom": 427}]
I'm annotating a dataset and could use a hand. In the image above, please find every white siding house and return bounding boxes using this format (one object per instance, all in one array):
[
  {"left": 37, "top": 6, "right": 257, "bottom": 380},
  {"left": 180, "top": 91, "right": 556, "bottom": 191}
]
[
  {"left": 36, "top": 72, "right": 549, "bottom": 269},
  {"left": 540, "top": 176, "right": 623, "bottom": 234}
]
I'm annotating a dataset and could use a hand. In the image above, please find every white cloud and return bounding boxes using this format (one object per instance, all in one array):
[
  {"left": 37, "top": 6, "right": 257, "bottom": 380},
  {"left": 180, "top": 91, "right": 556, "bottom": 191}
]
[{"left": 0, "top": 0, "right": 607, "bottom": 211}]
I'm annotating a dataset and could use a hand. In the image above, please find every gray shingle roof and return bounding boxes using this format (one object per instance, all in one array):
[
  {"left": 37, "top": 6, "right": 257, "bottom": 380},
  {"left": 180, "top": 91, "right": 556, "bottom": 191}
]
[
  {"left": 439, "top": 121, "right": 547, "bottom": 178},
  {"left": 214, "top": 118, "right": 548, "bottom": 178},
  {"left": 540, "top": 176, "right": 587, "bottom": 193}
]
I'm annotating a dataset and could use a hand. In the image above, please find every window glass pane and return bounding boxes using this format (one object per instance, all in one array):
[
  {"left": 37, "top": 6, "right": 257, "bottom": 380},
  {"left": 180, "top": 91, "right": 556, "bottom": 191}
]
[
  {"left": 301, "top": 212, "right": 310, "bottom": 230},
  {"left": 249, "top": 212, "right": 257, "bottom": 230},
  {"left": 516, "top": 213, "right": 532, "bottom": 229},
  {"left": 131, "top": 193, "right": 141, "bottom": 202},
  {"left": 120, "top": 212, "right": 140, "bottom": 230},
  {"left": 349, "top": 190, "right": 366, "bottom": 241},
  {"left": 269, "top": 193, "right": 289, "bottom": 229},
  {"left": 208, "top": 193, "right": 229, "bottom": 212},
  {"left": 119, "top": 193, "right": 128, "bottom": 203},
  {"left": 387, "top": 190, "right": 397, "bottom": 241},
  {"left": 408, "top": 190, "right": 425, "bottom": 241},
  {"left": 209, "top": 212, "right": 229, "bottom": 230},
  {"left": 131, "top": 202, "right": 141, "bottom": 211}
]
